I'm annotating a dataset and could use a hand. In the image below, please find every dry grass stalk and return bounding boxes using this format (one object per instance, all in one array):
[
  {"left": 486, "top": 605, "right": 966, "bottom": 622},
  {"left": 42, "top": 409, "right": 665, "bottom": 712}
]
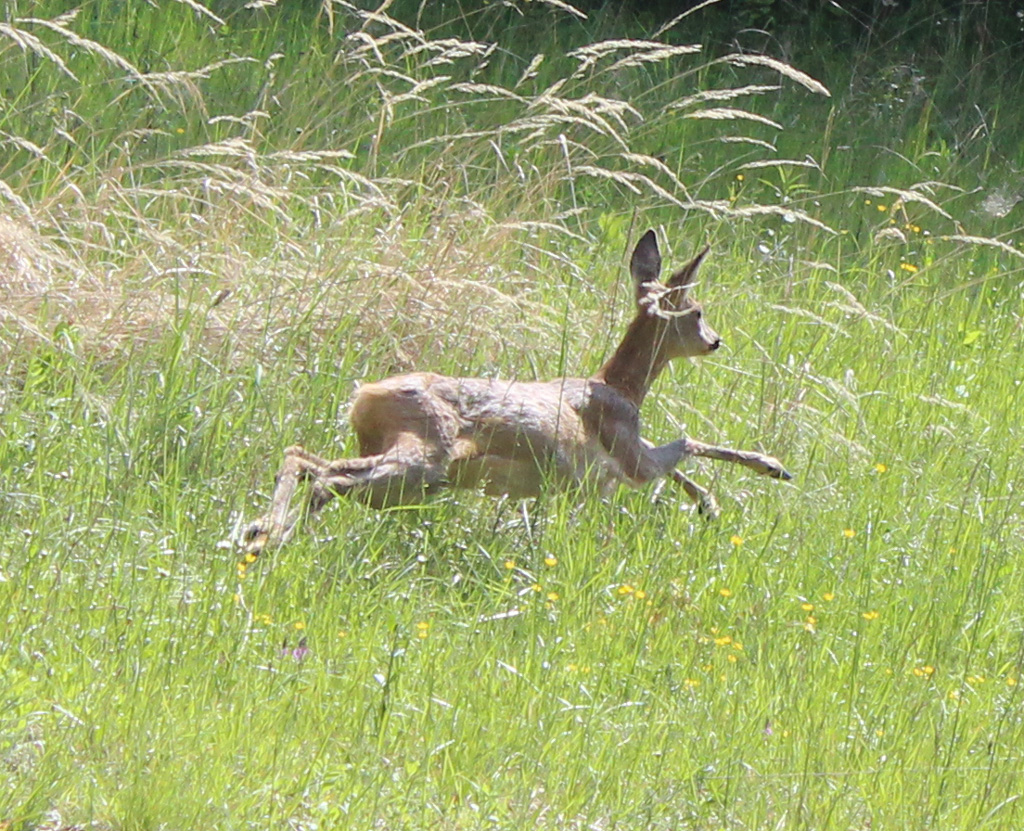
[
  {"left": 718, "top": 53, "right": 831, "bottom": 97},
  {"left": 853, "top": 186, "right": 954, "bottom": 221}
]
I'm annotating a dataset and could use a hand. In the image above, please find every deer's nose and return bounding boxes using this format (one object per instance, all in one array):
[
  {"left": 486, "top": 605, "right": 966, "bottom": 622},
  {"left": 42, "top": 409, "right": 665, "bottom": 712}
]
[{"left": 708, "top": 337, "right": 722, "bottom": 351}]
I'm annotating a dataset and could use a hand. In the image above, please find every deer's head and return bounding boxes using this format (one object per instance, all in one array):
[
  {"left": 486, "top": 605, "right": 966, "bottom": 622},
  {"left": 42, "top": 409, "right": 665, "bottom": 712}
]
[{"left": 630, "top": 230, "right": 720, "bottom": 359}]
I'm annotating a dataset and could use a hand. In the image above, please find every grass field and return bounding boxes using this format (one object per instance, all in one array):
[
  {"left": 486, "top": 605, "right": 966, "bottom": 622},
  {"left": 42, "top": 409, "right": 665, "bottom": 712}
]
[{"left": 2, "top": 1, "right": 1024, "bottom": 828}]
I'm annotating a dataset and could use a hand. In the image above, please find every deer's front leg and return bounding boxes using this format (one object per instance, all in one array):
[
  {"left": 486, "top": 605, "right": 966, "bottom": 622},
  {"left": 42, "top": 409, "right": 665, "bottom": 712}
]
[
  {"left": 638, "top": 437, "right": 719, "bottom": 517},
  {"left": 685, "top": 439, "right": 792, "bottom": 480},
  {"left": 625, "top": 436, "right": 690, "bottom": 483},
  {"left": 668, "top": 468, "right": 721, "bottom": 519}
]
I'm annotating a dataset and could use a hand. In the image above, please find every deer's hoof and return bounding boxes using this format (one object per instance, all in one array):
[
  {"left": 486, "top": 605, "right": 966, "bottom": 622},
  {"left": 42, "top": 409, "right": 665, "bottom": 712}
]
[
  {"left": 697, "top": 493, "right": 720, "bottom": 520},
  {"left": 759, "top": 456, "right": 793, "bottom": 480},
  {"left": 241, "top": 519, "right": 274, "bottom": 556}
]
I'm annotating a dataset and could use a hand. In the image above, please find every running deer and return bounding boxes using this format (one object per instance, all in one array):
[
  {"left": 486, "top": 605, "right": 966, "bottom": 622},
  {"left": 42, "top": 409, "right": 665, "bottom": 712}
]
[{"left": 242, "top": 230, "right": 790, "bottom": 555}]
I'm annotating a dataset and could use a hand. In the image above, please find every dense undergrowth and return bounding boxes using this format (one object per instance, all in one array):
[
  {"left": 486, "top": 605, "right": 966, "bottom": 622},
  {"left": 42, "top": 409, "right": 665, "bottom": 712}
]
[{"left": 1, "top": 1, "right": 1024, "bottom": 829}]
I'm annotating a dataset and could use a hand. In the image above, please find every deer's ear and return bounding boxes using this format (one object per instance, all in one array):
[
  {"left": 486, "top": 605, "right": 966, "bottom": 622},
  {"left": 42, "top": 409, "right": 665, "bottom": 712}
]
[
  {"left": 630, "top": 230, "right": 662, "bottom": 302},
  {"left": 665, "top": 246, "right": 710, "bottom": 296},
  {"left": 630, "top": 230, "right": 661, "bottom": 282}
]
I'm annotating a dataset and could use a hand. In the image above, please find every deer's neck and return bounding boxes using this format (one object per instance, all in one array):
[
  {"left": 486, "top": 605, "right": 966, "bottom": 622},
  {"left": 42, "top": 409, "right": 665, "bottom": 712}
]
[{"left": 591, "top": 316, "right": 669, "bottom": 408}]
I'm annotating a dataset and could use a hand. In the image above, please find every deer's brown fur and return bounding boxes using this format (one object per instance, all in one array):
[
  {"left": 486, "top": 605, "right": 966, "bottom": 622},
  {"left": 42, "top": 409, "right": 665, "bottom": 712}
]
[{"left": 243, "top": 230, "right": 790, "bottom": 554}]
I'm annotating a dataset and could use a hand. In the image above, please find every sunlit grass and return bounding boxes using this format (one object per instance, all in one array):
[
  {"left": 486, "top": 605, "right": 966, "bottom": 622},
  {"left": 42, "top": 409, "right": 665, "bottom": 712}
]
[{"left": 1, "top": 1, "right": 1024, "bottom": 829}]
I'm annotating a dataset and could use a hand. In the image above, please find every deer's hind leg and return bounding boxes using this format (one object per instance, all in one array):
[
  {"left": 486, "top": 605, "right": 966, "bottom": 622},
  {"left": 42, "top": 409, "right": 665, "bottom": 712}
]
[
  {"left": 243, "top": 438, "right": 449, "bottom": 556},
  {"left": 316, "top": 435, "right": 450, "bottom": 510},
  {"left": 242, "top": 445, "right": 380, "bottom": 556}
]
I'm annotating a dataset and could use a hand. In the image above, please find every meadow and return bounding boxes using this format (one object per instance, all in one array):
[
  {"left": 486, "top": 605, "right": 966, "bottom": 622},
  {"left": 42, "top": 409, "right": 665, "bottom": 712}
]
[{"left": 2, "top": 1, "right": 1024, "bottom": 828}]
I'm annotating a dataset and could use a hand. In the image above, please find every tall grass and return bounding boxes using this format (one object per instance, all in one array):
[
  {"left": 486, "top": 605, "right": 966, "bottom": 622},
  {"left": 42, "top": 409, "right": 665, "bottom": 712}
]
[{"left": 1, "top": 1, "right": 1024, "bottom": 829}]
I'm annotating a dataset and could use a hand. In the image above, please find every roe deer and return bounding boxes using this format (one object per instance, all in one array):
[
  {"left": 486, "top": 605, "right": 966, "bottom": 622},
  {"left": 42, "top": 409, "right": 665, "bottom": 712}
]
[{"left": 242, "top": 230, "right": 790, "bottom": 555}]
